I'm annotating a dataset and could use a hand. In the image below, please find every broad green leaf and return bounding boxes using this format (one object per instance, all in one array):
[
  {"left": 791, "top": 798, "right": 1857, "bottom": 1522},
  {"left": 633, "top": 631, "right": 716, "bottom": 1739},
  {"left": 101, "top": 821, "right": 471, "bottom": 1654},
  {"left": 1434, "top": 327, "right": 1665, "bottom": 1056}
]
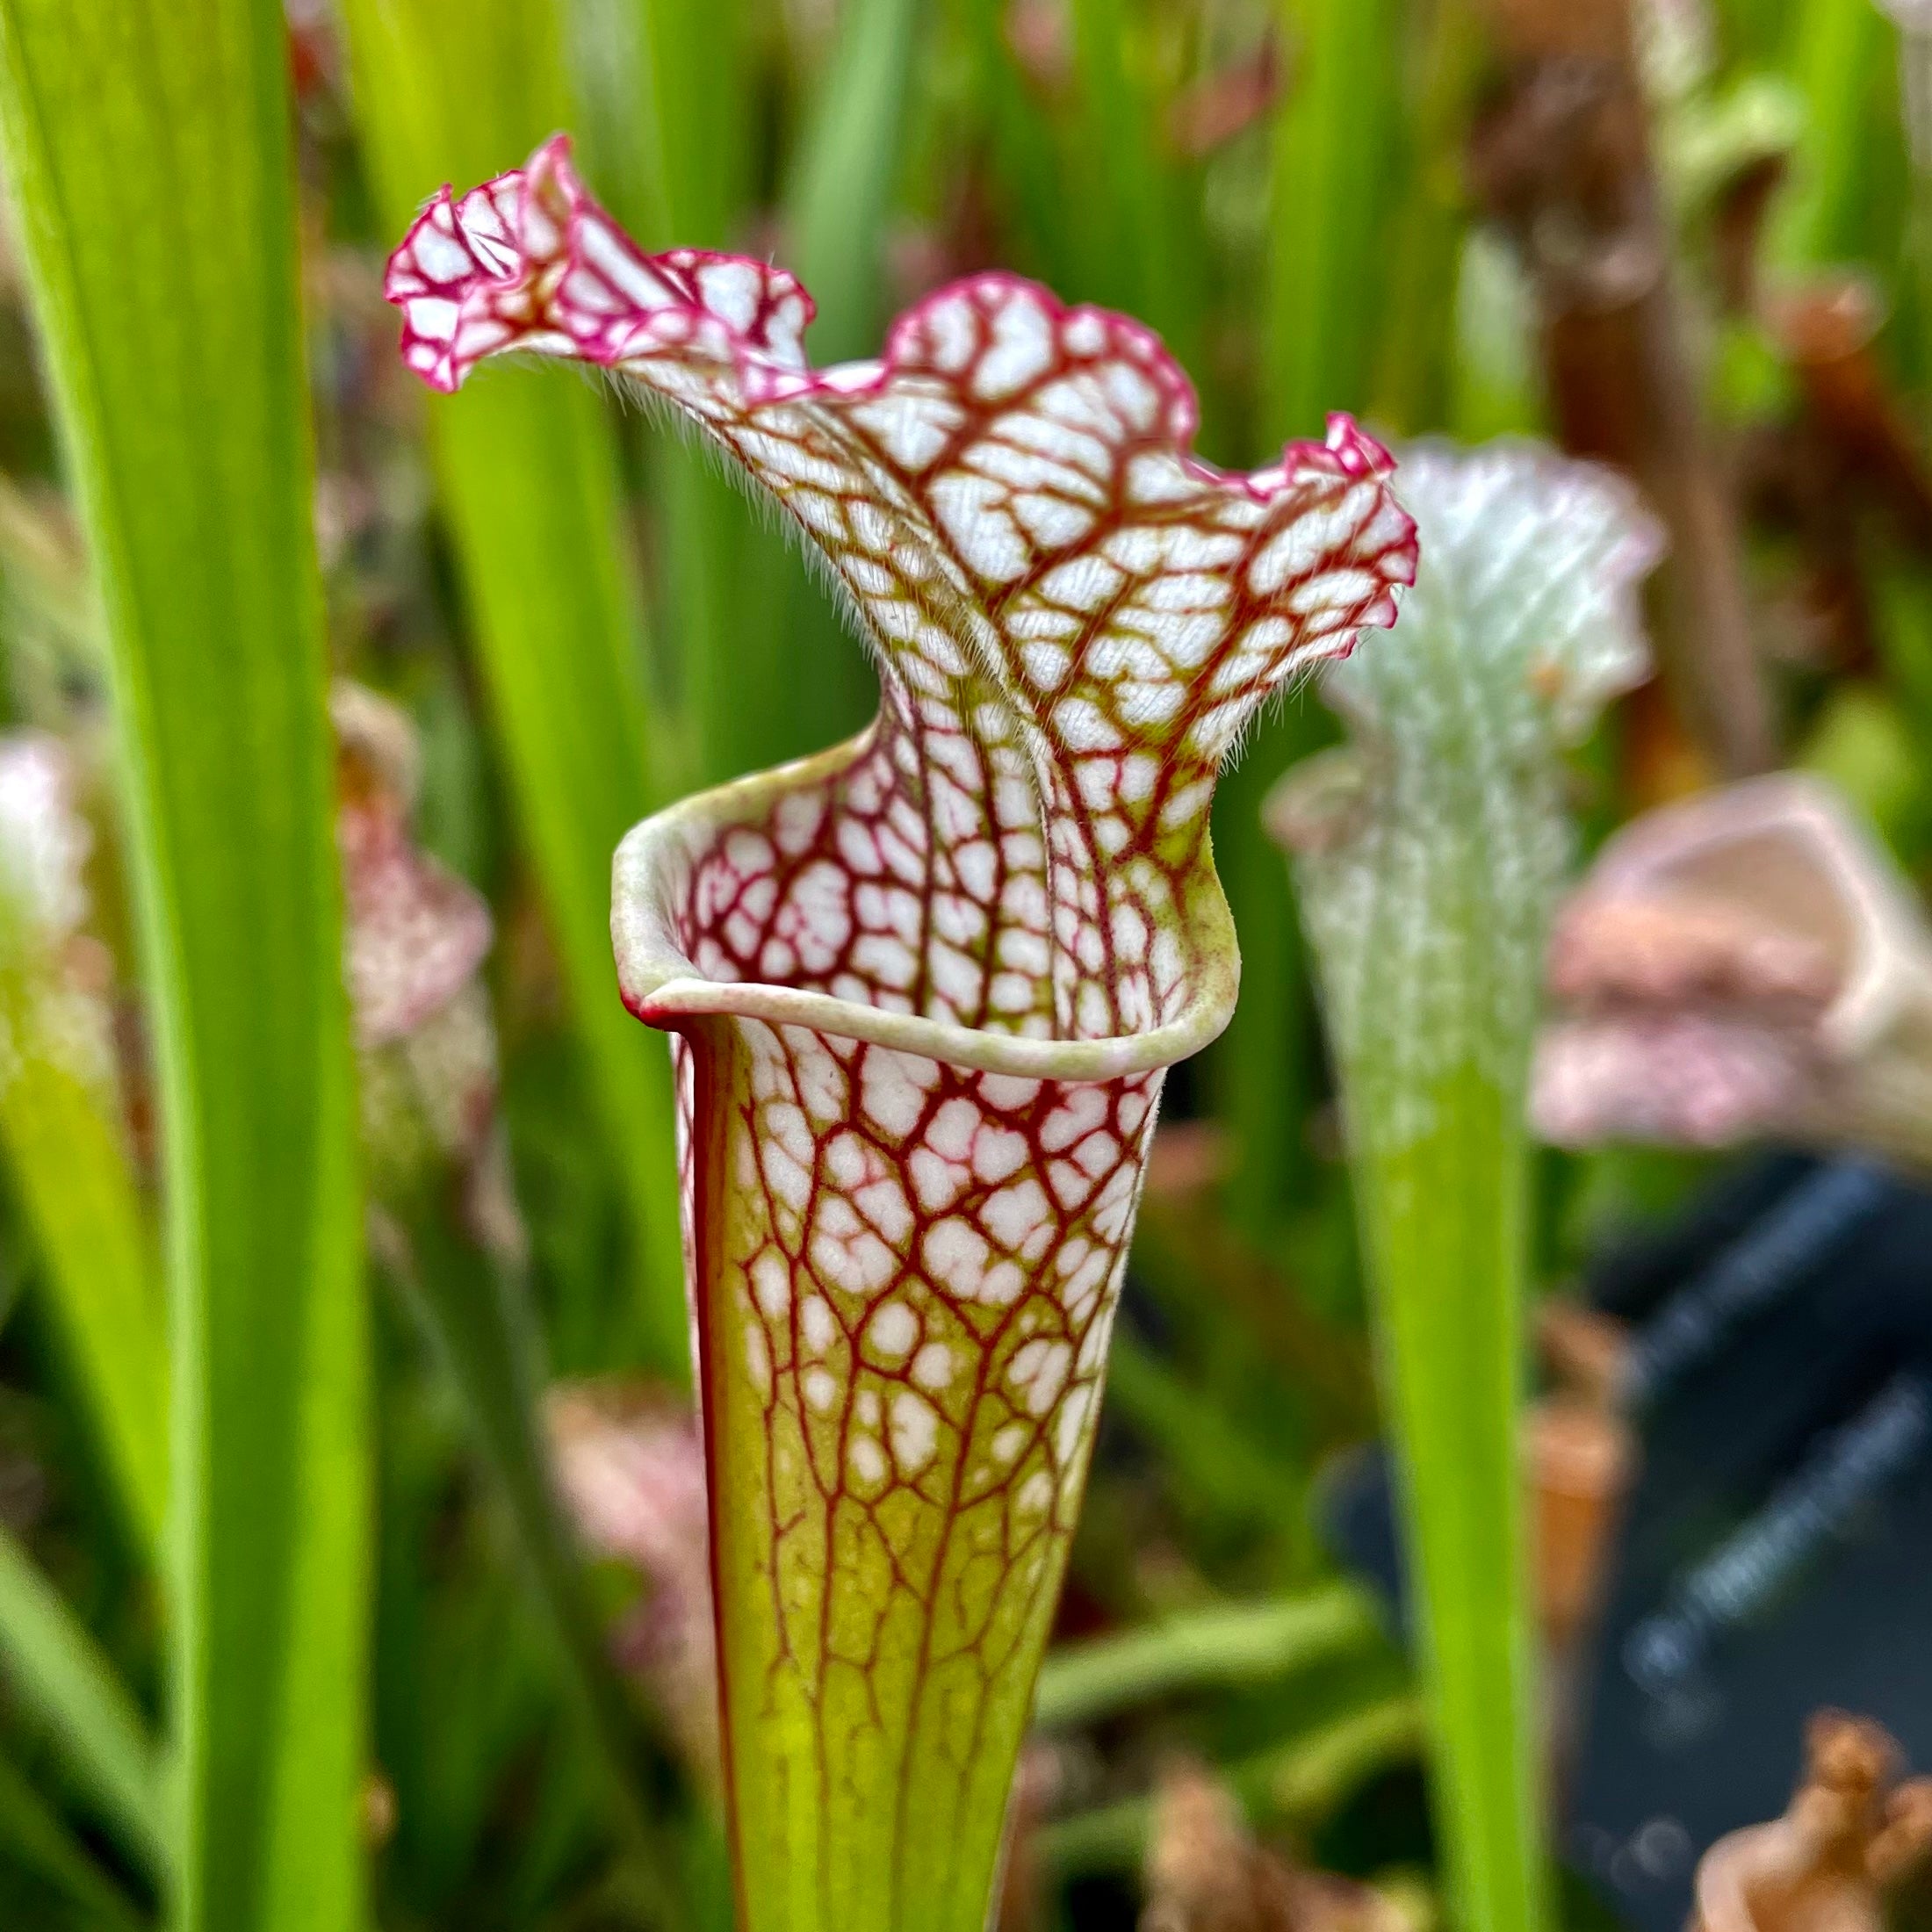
[
  {"left": 341, "top": 0, "right": 688, "bottom": 1376},
  {"left": 0, "top": 6, "right": 368, "bottom": 1929},
  {"left": 1272, "top": 443, "right": 1662, "bottom": 1932},
  {"left": 0, "top": 1523, "right": 165, "bottom": 1873}
]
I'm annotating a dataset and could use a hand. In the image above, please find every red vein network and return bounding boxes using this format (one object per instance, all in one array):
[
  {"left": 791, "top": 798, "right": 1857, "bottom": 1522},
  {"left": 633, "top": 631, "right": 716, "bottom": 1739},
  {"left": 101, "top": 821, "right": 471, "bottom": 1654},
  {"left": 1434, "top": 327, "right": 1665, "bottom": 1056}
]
[{"left": 388, "top": 136, "right": 1417, "bottom": 1931}]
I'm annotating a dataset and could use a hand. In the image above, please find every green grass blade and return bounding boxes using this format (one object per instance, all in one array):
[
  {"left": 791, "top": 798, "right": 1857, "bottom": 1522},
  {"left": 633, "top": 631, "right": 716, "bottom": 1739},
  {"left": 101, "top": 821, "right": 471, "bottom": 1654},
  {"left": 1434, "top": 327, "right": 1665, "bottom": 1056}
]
[
  {"left": 693, "top": 0, "right": 930, "bottom": 789},
  {"left": 0, "top": 6, "right": 368, "bottom": 1928},
  {"left": 1032, "top": 1582, "right": 1380, "bottom": 1732},
  {"left": 656, "top": 456, "right": 762, "bottom": 789},
  {"left": 955, "top": 0, "right": 1078, "bottom": 284},
  {"left": 1371, "top": 0, "right": 1483, "bottom": 436},
  {"left": 386, "top": 1203, "right": 688, "bottom": 1906},
  {"left": 0, "top": 1015, "right": 167, "bottom": 1562},
  {"left": 1063, "top": 0, "right": 1161, "bottom": 312},
  {"left": 1036, "top": 1695, "right": 1423, "bottom": 1876},
  {"left": 733, "top": 0, "right": 932, "bottom": 778},
  {"left": 0, "top": 1753, "right": 148, "bottom": 1930},
  {"left": 0, "top": 1524, "right": 165, "bottom": 1872},
  {"left": 1213, "top": 0, "right": 1410, "bottom": 1250},
  {"left": 1265, "top": 0, "right": 1408, "bottom": 440},
  {"left": 573, "top": 0, "right": 775, "bottom": 794},
  {"left": 342, "top": 0, "right": 688, "bottom": 1376},
  {"left": 572, "top": 0, "right": 747, "bottom": 249},
  {"left": 786, "top": 0, "right": 925, "bottom": 366},
  {"left": 1104, "top": 1330, "right": 1308, "bottom": 1532},
  {"left": 1060, "top": 0, "right": 1202, "bottom": 377},
  {"left": 1208, "top": 697, "right": 1334, "bottom": 1248},
  {"left": 1773, "top": 0, "right": 1899, "bottom": 267}
]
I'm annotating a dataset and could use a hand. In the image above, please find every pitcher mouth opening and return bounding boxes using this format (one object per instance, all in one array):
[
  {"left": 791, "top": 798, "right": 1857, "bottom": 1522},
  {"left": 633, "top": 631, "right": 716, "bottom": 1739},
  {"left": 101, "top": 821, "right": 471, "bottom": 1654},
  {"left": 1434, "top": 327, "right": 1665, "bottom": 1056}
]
[{"left": 612, "top": 724, "right": 1240, "bottom": 1083}]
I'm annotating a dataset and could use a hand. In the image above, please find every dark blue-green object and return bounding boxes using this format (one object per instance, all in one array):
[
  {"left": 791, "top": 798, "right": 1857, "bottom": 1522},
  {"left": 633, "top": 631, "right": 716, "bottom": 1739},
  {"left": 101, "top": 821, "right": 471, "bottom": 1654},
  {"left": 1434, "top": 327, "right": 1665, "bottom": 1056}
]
[{"left": 1324, "top": 1154, "right": 1932, "bottom": 1932}]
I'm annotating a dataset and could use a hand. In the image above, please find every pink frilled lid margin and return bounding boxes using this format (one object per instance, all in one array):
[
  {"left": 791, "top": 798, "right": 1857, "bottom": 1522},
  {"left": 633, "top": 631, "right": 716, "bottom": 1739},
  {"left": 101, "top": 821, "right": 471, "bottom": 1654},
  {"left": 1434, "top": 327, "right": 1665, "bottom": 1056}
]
[{"left": 386, "top": 136, "right": 1419, "bottom": 1080}]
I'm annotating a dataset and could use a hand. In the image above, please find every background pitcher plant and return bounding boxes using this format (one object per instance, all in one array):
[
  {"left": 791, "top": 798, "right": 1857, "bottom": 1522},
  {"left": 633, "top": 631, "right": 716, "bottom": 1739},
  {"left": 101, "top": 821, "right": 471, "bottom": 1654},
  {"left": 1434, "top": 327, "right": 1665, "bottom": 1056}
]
[
  {"left": 386, "top": 133, "right": 1417, "bottom": 1932},
  {"left": 1269, "top": 444, "right": 1665, "bottom": 1932}
]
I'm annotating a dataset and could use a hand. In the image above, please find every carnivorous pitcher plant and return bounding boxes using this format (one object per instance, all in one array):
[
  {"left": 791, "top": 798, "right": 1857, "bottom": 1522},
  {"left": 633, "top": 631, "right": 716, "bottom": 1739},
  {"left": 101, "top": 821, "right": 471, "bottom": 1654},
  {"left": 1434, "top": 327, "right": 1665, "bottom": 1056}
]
[
  {"left": 1270, "top": 443, "right": 1663, "bottom": 1932},
  {"left": 386, "top": 135, "right": 1417, "bottom": 1931}
]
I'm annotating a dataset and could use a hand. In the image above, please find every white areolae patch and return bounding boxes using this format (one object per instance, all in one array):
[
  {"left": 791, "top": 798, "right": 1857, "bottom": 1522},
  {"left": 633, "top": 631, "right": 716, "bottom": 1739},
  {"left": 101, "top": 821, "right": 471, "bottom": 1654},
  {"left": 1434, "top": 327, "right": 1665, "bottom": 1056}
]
[
  {"left": 890, "top": 1391, "right": 938, "bottom": 1475},
  {"left": 865, "top": 1299, "right": 919, "bottom": 1363},
  {"left": 911, "top": 1341, "right": 955, "bottom": 1392},
  {"left": 1006, "top": 1337, "right": 1072, "bottom": 1417},
  {"left": 849, "top": 1434, "right": 888, "bottom": 1485},
  {"left": 801, "top": 1294, "right": 837, "bottom": 1355}
]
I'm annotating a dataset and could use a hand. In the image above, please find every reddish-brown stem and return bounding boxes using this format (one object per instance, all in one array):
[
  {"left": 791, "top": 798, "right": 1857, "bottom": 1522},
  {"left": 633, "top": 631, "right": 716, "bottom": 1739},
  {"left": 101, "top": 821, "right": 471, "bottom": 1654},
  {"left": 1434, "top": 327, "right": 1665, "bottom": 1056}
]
[{"left": 1474, "top": 0, "right": 1778, "bottom": 779}]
